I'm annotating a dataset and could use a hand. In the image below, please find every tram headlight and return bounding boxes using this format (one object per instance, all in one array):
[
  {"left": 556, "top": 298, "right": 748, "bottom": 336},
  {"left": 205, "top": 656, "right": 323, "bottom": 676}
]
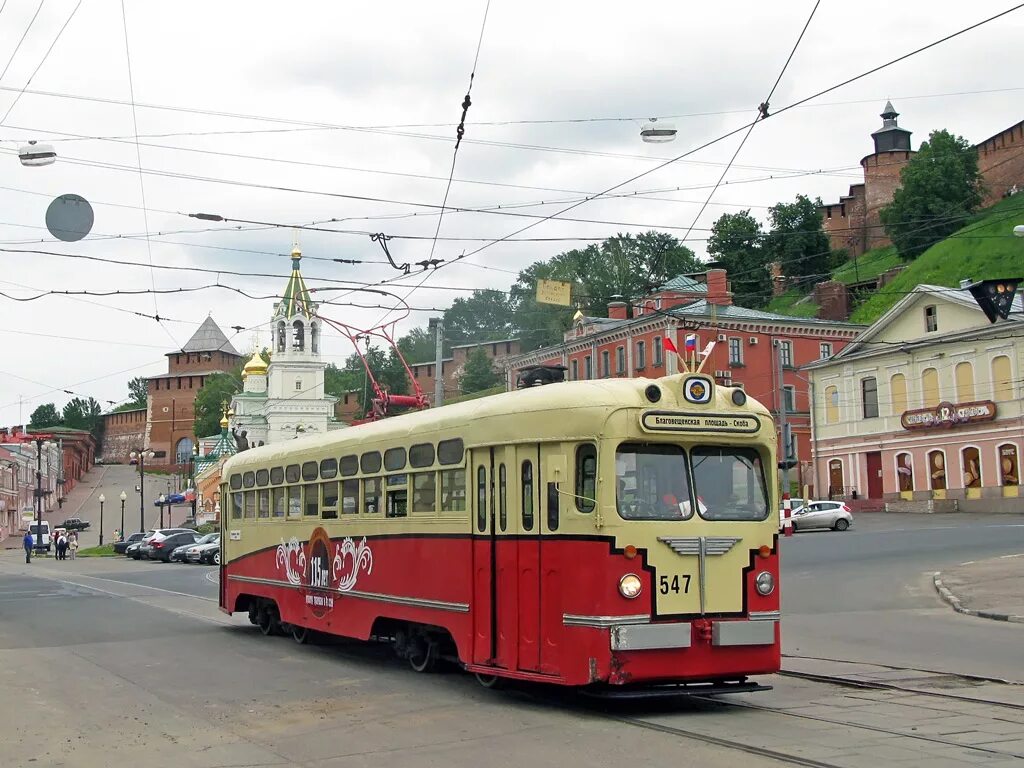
[
  {"left": 755, "top": 571, "right": 775, "bottom": 596},
  {"left": 618, "top": 573, "right": 643, "bottom": 599}
]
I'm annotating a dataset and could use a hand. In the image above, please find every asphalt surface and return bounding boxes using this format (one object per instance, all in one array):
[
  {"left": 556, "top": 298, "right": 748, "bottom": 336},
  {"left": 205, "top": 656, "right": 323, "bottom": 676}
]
[{"left": 781, "top": 513, "right": 1024, "bottom": 681}]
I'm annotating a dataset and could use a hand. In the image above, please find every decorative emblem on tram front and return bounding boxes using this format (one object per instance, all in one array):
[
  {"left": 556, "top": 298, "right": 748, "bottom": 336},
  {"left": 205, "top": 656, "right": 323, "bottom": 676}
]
[{"left": 275, "top": 528, "right": 374, "bottom": 618}]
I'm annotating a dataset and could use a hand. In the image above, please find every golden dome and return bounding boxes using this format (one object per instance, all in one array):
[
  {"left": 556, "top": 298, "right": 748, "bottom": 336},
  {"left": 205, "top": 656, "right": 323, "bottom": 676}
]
[
  {"left": 219, "top": 413, "right": 229, "bottom": 429},
  {"left": 242, "top": 351, "right": 268, "bottom": 377}
]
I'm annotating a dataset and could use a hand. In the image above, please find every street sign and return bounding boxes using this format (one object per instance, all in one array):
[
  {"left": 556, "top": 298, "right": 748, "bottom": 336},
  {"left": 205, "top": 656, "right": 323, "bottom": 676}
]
[
  {"left": 45, "top": 193, "right": 94, "bottom": 242},
  {"left": 536, "top": 279, "right": 572, "bottom": 306}
]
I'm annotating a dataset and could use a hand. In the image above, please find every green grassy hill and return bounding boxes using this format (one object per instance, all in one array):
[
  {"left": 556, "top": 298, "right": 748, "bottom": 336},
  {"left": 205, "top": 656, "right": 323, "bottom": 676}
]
[{"left": 849, "top": 195, "right": 1024, "bottom": 323}]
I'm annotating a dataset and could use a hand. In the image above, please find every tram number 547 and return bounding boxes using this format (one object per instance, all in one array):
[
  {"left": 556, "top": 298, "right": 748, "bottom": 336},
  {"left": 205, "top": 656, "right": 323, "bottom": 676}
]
[{"left": 659, "top": 574, "right": 691, "bottom": 594}]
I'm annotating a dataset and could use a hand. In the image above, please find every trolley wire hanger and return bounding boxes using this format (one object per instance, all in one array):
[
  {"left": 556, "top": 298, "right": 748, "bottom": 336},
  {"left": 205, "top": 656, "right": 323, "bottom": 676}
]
[{"left": 371, "top": 232, "right": 410, "bottom": 274}]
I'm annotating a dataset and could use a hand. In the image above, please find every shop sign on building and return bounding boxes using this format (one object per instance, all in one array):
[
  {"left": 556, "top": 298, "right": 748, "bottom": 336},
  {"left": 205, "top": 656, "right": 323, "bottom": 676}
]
[{"left": 900, "top": 400, "right": 997, "bottom": 431}]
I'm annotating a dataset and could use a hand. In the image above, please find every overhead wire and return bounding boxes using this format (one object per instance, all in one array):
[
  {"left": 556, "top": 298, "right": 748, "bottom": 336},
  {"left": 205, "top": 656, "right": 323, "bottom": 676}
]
[{"left": 0, "top": 0, "right": 44, "bottom": 82}]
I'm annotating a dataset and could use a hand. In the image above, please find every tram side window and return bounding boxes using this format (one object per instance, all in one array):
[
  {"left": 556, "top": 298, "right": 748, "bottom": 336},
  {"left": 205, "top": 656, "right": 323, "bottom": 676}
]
[
  {"left": 363, "top": 478, "right": 381, "bottom": 514},
  {"left": 288, "top": 486, "right": 302, "bottom": 517},
  {"left": 499, "top": 464, "right": 507, "bottom": 532},
  {"left": 301, "top": 462, "right": 319, "bottom": 482},
  {"left": 320, "top": 458, "right": 338, "bottom": 480},
  {"left": 256, "top": 469, "right": 270, "bottom": 487},
  {"left": 272, "top": 487, "right": 286, "bottom": 517},
  {"left": 242, "top": 472, "right": 255, "bottom": 489},
  {"left": 304, "top": 485, "right": 319, "bottom": 517},
  {"left": 615, "top": 443, "right": 693, "bottom": 521},
  {"left": 229, "top": 474, "right": 243, "bottom": 491},
  {"left": 361, "top": 452, "right": 382, "bottom": 474},
  {"left": 342, "top": 479, "right": 359, "bottom": 514},
  {"left": 387, "top": 483, "right": 408, "bottom": 518},
  {"left": 476, "top": 466, "right": 487, "bottom": 532},
  {"left": 244, "top": 491, "right": 256, "bottom": 518},
  {"left": 340, "top": 455, "right": 359, "bottom": 477},
  {"left": 521, "top": 461, "right": 534, "bottom": 531},
  {"left": 691, "top": 446, "right": 769, "bottom": 521},
  {"left": 270, "top": 467, "right": 284, "bottom": 485},
  {"left": 575, "top": 443, "right": 597, "bottom": 513},
  {"left": 440, "top": 469, "right": 466, "bottom": 513},
  {"left": 285, "top": 464, "right": 301, "bottom": 484},
  {"left": 437, "top": 438, "right": 465, "bottom": 465},
  {"left": 231, "top": 492, "right": 243, "bottom": 519},
  {"left": 413, "top": 473, "right": 436, "bottom": 513},
  {"left": 257, "top": 489, "right": 270, "bottom": 518},
  {"left": 321, "top": 481, "right": 339, "bottom": 519}
]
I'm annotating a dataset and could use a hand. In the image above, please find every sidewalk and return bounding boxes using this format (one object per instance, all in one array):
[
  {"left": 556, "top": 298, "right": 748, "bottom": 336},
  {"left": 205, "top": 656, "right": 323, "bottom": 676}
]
[
  {"left": 1, "top": 464, "right": 110, "bottom": 549},
  {"left": 934, "top": 554, "right": 1024, "bottom": 623}
]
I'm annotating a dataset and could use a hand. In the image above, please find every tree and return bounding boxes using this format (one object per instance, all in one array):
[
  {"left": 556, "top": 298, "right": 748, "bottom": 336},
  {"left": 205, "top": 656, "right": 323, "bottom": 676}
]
[
  {"left": 397, "top": 326, "right": 437, "bottom": 363},
  {"left": 62, "top": 397, "right": 103, "bottom": 438},
  {"left": 193, "top": 373, "right": 240, "bottom": 438},
  {"left": 459, "top": 347, "right": 502, "bottom": 394},
  {"left": 324, "top": 362, "right": 362, "bottom": 398},
  {"left": 444, "top": 290, "right": 515, "bottom": 347},
  {"left": 881, "top": 129, "right": 984, "bottom": 261},
  {"left": 29, "top": 403, "right": 62, "bottom": 429},
  {"left": 765, "top": 195, "right": 833, "bottom": 280},
  {"left": 127, "top": 376, "right": 148, "bottom": 407},
  {"left": 707, "top": 210, "right": 770, "bottom": 307}
]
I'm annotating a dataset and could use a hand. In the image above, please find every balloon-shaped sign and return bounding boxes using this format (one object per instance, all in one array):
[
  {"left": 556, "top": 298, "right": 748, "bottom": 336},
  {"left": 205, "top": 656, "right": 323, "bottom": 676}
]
[{"left": 46, "top": 193, "right": 94, "bottom": 242}]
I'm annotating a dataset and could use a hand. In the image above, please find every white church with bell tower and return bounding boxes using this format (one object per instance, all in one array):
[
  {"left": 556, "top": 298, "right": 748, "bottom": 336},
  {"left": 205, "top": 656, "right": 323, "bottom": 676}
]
[{"left": 228, "top": 245, "right": 342, "bottom": 447}]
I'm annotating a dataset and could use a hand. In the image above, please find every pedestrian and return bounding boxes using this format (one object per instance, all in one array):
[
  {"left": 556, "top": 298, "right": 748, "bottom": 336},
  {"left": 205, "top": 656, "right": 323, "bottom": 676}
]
[
  {"left": 23, "top": 530, "right": 33, "bottom": 564},
  {"left": 69, "top": 532, "right": 79, "bottom": 560},
  {"left": 56, "top": 532, "right": 68, "bottom": 561}
]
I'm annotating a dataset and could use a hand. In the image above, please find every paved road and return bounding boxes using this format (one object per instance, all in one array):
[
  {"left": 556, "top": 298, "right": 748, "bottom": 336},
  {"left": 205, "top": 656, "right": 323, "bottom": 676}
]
[{"left": 781, "top": 513, "right": 1024, "bottom": 681}]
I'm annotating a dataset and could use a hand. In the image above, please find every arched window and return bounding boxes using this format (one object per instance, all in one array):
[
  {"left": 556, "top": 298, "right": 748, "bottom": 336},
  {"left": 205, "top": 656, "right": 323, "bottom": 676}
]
[
  {"left": 311, "top": 322, "right": 319, "bottom": 354},
  {"left": 890, "top": 373, "right": 908, "bottom": 416},
  {"left": 277, "top": 321, "right": 286, "bottom": 353},
  {"left": 922, "top": 367, "right": 939, "bottom": 408},
  {"left": 927, "top": 450, "right": 947, "bottom": 491},
  {"left": 992, "top": 355, "right": 1013, "bottom": 401},
  {"left": 955, "top": 362, "right": 975, "bottom": 402},
  {"left": 998, "top": 443, "right": 1019, "bottom": 486},
  {"left": 896, "top": 453, "right": 914, "bottom": 492},
  {"left": 824, "top": 386, "right": 839, "bottom": 424},
  {"left": 961, "top": 446, "right": 981, "bottom": 489},
  {"left": 175, "top": 437, "right": 194, "bottom": 465},
  {"left": 292, "top": 320, "right": 305, "bottom": 351}
]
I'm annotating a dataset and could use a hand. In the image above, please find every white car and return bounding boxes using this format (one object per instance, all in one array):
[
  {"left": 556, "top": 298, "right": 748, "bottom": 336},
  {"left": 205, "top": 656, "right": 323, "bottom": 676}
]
[
  {"left": 28, "top": 521, "right": 52, "bottom": 552},
  {"left": 778, "top": 500, "right": 805, "bottom": 530},
  {"left": 787, "top": 500, "right": 853, "bottom": 532}
]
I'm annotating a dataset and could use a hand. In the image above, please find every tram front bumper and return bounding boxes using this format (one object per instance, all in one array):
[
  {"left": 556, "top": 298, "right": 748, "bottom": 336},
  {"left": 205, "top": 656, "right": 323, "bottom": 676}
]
[{"left": 610, "top": 619, "right": 777, "bottom": 651}]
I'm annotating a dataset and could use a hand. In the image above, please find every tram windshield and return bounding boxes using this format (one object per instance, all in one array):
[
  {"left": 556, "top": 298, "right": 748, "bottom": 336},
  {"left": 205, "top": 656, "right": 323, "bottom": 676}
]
[
  {"left": 615, "top": 443, "right": 693, "bottom": 520},
  {"left": 690, "top": 446, "right": 769, "bottom": 521}
]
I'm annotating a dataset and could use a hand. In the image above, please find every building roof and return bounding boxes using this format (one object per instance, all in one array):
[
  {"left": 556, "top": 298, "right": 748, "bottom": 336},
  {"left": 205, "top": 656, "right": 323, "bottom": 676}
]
[
  {"left": 655, "top": 274, "right": 708, "bottom": 293},
  {"left": 449, "top": 338, "right": 519, "bottom": 350},
  {"left": 148, "top": 369, "right": 233, "bottom": 381},
  {"left": 180, "top": 316, "right": 241, "bottom": 356},
  {"left": 668, "top": 299, "right": 864, "bottom": 327},
  {"left": 274, "top": 247, "right": 315, "bottom": 320}
]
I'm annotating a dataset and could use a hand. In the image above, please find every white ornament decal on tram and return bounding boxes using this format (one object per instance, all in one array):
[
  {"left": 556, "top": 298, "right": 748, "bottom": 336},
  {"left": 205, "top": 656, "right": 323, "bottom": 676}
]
[
  {"left": 332, "top": 537, "right": 373, "bottom": 592},
  {"left": 276, "top": 538, "right": 307, "bottom": 585}
]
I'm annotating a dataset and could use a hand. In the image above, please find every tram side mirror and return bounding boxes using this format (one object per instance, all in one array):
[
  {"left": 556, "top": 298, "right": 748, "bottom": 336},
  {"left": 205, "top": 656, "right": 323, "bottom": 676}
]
[{"left": 546, "top": 455, "right": 567, "bottom": 484}]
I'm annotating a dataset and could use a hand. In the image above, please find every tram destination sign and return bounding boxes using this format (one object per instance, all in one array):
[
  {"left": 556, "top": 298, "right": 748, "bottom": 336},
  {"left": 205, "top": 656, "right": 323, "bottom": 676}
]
[
  {"left": 900, "top": 400, "right": 997, "bottom": 431},
  {"left": 642, "top": 411, "right": 761, "bottom": 434}
]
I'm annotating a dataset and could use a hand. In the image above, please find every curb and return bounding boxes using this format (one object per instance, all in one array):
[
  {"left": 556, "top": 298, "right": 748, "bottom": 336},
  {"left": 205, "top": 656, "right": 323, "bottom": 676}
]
[{"left": 932, "top": 572, "right": 1024, "bottom": 623}]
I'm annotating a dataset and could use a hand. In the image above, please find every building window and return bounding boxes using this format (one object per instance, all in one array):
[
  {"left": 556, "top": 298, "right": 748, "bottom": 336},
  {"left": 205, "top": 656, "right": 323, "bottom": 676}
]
[
  {"left": 861, "top": 377, "right": 879, "bottom": 418},
  {"left": 636, "top": 341, "right": 646, "bottom": 370},
  {"left": 782, "top": 385, "right": 796, "bottom": 414},
  {"left": 896, "top": 453, "right": 914, "bottom": 492},
  {"left": 962, "top": 447, "right": 981, "bottom": 489},
  {"left": 922, "top": 367, "right": 939, "bottom": 407},
  {"left": 778, "top": 340, "right": 793, "bottom": 368},
  {"left": 615, "top": 346, "right": 625, "bottom": 375},
  {"left": 820, "top": 342, "right": 832, "bottom": 359},
  {"left": 570, "top": 359, "right": 578, "bottom": 380},
  {"left": 295, "top": 378, "right": 302, "bottom": 391},
  {"left": 653, "top": 336, "right": 663, "bottom": 366},
  {"left": 998, "top": 443, "right": 1019, "bottom": 486},
  {"left": 890, "top": 373, "right": 908, "bottom": 415},
  {"left": 992, "top": 355, "right": 1013, "bottom": 401},
  {"left": 728, "top": 337, "right": 743, "bottom": 366},
  {"left": 584, "top": 355, "right": 593, "bottom": 380},
  {"left": 924, "top": 305, "right": 938, "bottom": 333},
  {"left": 928, "top": 450, "right": 947, "bottom": 491},
  {"left": 955, "top": 362, "right": 975, "bottom": 402},
  {"left": 601, "top": 350, "right": 610, "bottom": 377}
]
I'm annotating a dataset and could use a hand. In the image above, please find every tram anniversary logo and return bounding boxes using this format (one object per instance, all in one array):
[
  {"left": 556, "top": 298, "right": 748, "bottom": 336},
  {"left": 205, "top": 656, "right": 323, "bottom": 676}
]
[{"left": 275, "top": 528, "right": 374, "bottom": 618}]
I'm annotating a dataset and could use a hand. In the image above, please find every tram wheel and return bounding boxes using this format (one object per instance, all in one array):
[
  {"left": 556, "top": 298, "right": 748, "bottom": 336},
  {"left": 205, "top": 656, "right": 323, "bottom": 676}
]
[
  {"left": 258, "top": 605, "right": 280, "bottom": 636},
  {"left": 291, "top": 625, "right": 311, "bottom": 644},
  {"left": 474, "top": 672, "right": 503, "bottom": 689},
  {"left": 407, "top": 638, "right": 438, "bottom": 673}
]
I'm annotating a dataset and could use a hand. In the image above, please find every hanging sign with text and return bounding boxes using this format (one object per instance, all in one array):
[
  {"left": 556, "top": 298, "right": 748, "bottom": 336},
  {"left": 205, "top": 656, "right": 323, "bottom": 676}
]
[{"left": 900, "top": 400, "right": 996, "bottom": 430}]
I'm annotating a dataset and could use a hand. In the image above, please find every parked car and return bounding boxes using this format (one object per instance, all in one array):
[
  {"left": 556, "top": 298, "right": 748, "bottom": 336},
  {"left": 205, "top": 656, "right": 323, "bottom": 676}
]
[
  {"left": 28, "top": 521, "right": 52, "bottom": 552},
  {"left": 182, "top": 533, "right": 220, "bottom": 564},
  {"left": 126, "top": 541, "right": 144, "bottom": 559},
  {"left": 114, "top": 532, "right": 146, "bottom": 555},
  {"left": 790, "top": 500, "right": 853, "bottom": 532},
  {"left": 139, "top": 528, "right": 198, "bottom": 559},
  {"left": 59, "top": 517, "right": 90, "bottom": 531},
  {"left": 150, "top": 531, "right": 201, "bottom": 562}
]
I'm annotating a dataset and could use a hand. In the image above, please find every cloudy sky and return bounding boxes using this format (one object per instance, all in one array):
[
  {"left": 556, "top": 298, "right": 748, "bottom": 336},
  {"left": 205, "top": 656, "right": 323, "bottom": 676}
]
[{"left": 0, "top": 0, "right": 1022, "bottom": 426}]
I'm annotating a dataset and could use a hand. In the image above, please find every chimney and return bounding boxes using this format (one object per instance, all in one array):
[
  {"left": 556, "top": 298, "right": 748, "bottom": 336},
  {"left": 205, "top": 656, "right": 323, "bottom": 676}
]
[
  {"left": 705, "top": 269, "right": 733, "bottom": 306},
  {"left": 770, "top": 261, "right": 787, "bottom": 297},
  {"left": 607, "top": 300, "right": 628, "bottom": 320}
]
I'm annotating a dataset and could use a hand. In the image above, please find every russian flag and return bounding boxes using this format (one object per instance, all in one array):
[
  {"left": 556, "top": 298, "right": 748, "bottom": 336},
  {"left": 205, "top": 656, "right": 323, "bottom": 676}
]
[{"left": 684, "top": 333, "right": 697, "bottom": 353}]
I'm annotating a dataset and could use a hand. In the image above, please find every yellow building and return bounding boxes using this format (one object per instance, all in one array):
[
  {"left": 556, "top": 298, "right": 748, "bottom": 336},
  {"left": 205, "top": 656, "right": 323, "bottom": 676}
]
[{"left": 806, "top": 284, "right": 1022, "bottom": 512}]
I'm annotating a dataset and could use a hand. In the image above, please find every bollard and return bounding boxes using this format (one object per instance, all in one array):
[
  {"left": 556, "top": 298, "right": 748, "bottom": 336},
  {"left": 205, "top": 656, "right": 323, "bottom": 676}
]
[{"left": 783, "top": 492, "right": 793, "bottom": 537}]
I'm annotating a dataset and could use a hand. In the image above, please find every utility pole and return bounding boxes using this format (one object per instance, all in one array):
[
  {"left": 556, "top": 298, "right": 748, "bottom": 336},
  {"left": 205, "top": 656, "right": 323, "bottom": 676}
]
[
  {"left": 775, "top": 339, "right": 793, "bottom": 491},
  {"left": 35, "top": 440, "right": 43, "bottom": 554},
  {"left": 429, "top": 317, "right": 444, "bottom": 407}
]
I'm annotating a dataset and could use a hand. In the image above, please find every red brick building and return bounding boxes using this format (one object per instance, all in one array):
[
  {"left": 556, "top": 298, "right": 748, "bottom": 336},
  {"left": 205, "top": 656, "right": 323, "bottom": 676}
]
[
  {"left": 506, "top": 270, "right": 863, "bottom": 490},
  {"left": 822, "top": 103, "right": 1024, "bottom": 258},
  {"left": 145, "top": 317, "right": 243, "bottom": 468},
  {"left": 100, "top": 407, "right": 146, "bottom": 464}
]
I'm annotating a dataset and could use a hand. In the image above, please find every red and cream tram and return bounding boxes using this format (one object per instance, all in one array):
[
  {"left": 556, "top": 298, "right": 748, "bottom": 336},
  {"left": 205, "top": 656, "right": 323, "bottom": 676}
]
[{"left": 219, "top": 372, "right": 781, "bottom": 690}]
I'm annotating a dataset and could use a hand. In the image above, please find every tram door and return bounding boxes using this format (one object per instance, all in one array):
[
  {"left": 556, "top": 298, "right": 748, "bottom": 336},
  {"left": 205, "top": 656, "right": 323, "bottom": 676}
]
[
  {"left": 515, "top": 444, "right": 543, "bottom": 672},
  {"left": 471, "top": 448, "right": 495, "bottom": 665}
]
